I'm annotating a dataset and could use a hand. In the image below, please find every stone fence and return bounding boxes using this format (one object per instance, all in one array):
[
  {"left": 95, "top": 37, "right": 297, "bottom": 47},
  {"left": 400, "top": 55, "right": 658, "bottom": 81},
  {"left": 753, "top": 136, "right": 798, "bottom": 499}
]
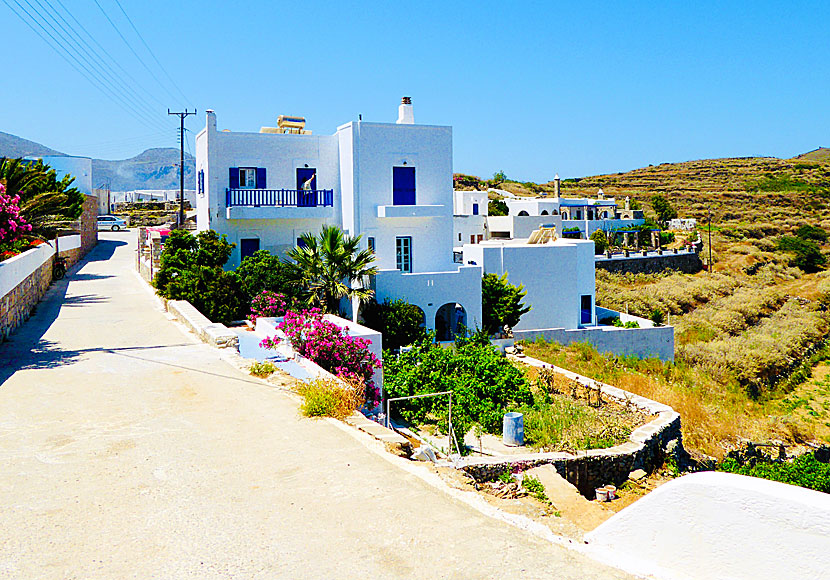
[
  {"left": 457, "top": 355, "right": 683, "bottom": 498},
  {"left": 0, "top": 234, "right": 86, "bottom": 342},
  {"left": 595, "top": 247, "right": 703, "bottom": 274}
]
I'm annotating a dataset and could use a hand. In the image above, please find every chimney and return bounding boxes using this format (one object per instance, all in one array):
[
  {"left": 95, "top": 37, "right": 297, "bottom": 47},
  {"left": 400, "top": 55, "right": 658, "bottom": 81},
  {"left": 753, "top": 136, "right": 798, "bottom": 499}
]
[
  {"left": 554, "top": 173, "right": 561, "bottom": 197},
  {"left": 206, "top": 109, "right": 217, "bottom": 131},
  {"left": 397, "top": 96, "right": 414, "bottom": 124}
]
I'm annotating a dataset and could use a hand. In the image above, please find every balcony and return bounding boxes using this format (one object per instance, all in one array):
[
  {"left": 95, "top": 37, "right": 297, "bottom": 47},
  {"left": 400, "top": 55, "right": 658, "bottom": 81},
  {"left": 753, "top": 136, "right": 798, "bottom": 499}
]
[{"left": 225, "top": 188, "right": 335, "bottom": 220}]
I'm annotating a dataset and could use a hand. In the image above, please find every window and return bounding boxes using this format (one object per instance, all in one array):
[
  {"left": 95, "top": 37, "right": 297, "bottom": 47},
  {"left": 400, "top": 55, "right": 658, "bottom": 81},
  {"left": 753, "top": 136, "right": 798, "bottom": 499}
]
[
  {"left": 296, "top": 168, "right": 317, "bottom": 191},
  {"left": 393, "top": 166, "right": 416, "bottom": 205},
  {"left": 470, "top": 235, "right": 475, "bottom": 244},
  {"left": 518, "top": 210, "right": 529, "bottom": 216},
  {"left": 581, "top": 295, "right": 592, "bottom": 324},
  {"left": 368, "top": 237, "right": 375, "bottom": 253},
  {"left": 230, "top": 167, "right": 265, "bottom": 189},
  {"left": 576, "top": 210, "right": 583, "bottom": 220},
  {"left": 239, "top": 167, "right": 256, "bottom": 189},
  {"left": 458, "top": 233, "right": 462, "bottom": 242},
  {"left": 541, "top": 210, "right": 548, "bottom": 215},
  {"left": 197, "top": 169, "right": 205, "bottom": 196},
  {"left": 396, "top": 236, "right": 412, "bottom": 273},
  {"left": 472, "top": 203, "right": 479, "bottom": 215},
  {"left": 240, "top": 238, "right": 260, "bottom": 260}
]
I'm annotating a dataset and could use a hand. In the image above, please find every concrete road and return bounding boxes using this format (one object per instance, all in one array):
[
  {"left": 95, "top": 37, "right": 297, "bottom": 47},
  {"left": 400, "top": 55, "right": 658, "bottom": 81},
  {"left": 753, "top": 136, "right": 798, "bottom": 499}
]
[{"left": 0, "top": 233, "right": 634, "bottom": 579}]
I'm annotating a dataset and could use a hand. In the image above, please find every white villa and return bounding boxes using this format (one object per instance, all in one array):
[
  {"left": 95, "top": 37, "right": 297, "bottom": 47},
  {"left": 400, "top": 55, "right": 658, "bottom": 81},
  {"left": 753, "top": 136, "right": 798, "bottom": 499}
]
[{"left": 195, "top": 99, "right": 481, "bottom": 340}]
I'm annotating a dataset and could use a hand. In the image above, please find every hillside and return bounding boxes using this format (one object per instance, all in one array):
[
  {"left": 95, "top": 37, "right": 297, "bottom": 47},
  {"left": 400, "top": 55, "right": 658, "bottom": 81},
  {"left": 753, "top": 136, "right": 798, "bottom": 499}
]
[{"left": 0, "top": 131, "right": 195, "bottom": 190}]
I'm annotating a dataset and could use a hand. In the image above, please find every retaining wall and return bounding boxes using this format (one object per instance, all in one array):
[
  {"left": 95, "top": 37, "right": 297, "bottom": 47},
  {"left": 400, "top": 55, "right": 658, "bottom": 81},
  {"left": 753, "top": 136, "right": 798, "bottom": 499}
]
[
  {"left": 458, "top": 356, "right": 682, "bottom": 498},
  {"left": 595, "top": 249, "right": 702, "bottom": 274}
]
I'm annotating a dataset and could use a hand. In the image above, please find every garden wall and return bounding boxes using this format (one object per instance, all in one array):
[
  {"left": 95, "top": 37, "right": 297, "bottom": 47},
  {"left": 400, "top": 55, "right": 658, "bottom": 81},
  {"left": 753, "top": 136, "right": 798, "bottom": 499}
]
[
  {"left": 514, "top": 308, "right": 674, "bottom": 362},
  {"left": 457, "top": 356, "right": 682, "bottom": 498},
  {"left": 595, "top": 248, "right": 702, "bottom": 274}
]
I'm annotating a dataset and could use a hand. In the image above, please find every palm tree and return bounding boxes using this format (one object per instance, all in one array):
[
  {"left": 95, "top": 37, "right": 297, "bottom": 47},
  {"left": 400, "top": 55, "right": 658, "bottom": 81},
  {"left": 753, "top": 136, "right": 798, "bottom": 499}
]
[{"left": 287, "top": 225, "right": 378, "bottom": 314}]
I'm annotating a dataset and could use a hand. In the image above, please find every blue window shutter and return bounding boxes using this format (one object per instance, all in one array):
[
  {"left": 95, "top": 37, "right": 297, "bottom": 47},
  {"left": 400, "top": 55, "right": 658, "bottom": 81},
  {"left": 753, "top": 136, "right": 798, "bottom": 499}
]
[
  {"left": 256, "top": 167, "right": 266, "bottom": 189},
  {"left": 393, "top": 166, "right": 416, "bottom": 205},
  {"left": 472, "top": 203, "right": 479, "bottom": 215},
  {"left": 229, "top": 167, "right": 239, "bottom": 189}
]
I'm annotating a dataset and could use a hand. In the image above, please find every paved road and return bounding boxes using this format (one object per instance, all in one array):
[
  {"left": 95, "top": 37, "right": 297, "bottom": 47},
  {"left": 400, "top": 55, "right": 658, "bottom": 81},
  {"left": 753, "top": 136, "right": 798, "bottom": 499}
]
[{"left": 0, "top": 233, "right": 634, "bottom": 579}]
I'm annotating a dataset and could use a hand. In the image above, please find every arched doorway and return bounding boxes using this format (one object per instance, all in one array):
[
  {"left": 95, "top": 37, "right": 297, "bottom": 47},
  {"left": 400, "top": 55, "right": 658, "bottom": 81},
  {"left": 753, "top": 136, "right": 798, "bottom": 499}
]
[
  {"left": 540, "top": 210, "right": 549, "bottom": 215},
  {"left": 518, "top": 210, "right": 529, "bottom": 216},
  {"left": 435, "top": 303, "right": 467, "bottom": 341}
]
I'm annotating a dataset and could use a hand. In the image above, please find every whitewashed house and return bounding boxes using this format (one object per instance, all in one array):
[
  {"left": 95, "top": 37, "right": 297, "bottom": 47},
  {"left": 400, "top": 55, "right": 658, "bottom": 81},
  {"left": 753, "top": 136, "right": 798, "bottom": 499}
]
[{"left": 195, "top": 99, "right": 481, "bottom": 340}]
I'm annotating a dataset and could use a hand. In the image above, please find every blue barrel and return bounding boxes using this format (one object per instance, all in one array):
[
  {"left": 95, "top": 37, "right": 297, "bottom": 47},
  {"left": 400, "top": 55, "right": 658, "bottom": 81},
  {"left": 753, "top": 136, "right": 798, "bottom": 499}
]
[{"left": 502, "top": 412, "right": 524, "bottom": 446}]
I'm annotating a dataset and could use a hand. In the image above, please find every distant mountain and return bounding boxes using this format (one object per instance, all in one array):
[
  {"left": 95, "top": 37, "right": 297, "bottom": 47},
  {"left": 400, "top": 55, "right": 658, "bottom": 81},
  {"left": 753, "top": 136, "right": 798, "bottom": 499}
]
[
  {"left": 0, "top": 130, "right": 63, "bottom": 157},
  {"left": 0, "top": 131, "right": 195, "bottom": 191}
]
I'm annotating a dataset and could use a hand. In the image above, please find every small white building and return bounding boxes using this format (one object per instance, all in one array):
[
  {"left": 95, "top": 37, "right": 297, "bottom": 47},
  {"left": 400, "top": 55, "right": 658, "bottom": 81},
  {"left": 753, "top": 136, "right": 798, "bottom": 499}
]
[
  {"left": 195, "top": 98, "right": 482, "bottom": 340},
  {"left": 668, "top": 218, "right": 697, "bottom": 231},
  {"left": 27, "top": 155, "right": 93, "bottom": 195},
  {"left": 462, "top": 235, "right": 597, "bottom": 331}
]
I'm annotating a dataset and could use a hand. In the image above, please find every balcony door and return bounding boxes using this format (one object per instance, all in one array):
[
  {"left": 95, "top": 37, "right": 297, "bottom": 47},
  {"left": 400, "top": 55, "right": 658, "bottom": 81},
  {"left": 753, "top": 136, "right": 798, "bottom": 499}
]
[
  {"left": 393, "top": 166, "right": 416, "bottom": 205},
  {"left": 297, "top": 168, "right": 317, "bottom": 207}
]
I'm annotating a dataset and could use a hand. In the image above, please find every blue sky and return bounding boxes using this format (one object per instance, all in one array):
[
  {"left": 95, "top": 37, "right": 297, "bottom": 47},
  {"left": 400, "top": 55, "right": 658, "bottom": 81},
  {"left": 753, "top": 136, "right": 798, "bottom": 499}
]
[{"left": 2, "top": 0, "right": 829, "bottom": 182}]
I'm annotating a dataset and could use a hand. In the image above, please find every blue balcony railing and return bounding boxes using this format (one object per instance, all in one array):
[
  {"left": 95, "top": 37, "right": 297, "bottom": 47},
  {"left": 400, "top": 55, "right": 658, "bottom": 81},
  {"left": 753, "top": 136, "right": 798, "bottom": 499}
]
[{"left": 226, "top": 188, "right": 334, "bottom": 208}]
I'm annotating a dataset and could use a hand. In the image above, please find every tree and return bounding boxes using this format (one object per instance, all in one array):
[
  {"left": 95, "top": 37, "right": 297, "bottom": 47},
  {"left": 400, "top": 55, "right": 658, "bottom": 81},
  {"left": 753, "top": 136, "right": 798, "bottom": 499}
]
[
  {"left": 650, "top": 194, "right": 677, "bottom": 226},
  {"left": 589, "top": 230, "right": 609, "bottom": 254},
  {"left": 488, "top": 198, "right": 508, "bottom": 216},
  {"left": 481, "top": 272, "right": 531, "bottom": 335},
  {"left": 287, "top": 225, "right": 378, "bottom": 314},
  {"left": 360, "top": 298, "right": 426, "bottom": 350},
  {"left": 153, "top": 229, "right": 246, "bottom": 324},
  {"left": 0, "top": 158, "right": 84, "bottom": 240},
  {"left": 236, "top": 249, "right": 301, "bottom": 303},
  {"left": 778, "top": 235, "right": 826, "bottom": 273}
]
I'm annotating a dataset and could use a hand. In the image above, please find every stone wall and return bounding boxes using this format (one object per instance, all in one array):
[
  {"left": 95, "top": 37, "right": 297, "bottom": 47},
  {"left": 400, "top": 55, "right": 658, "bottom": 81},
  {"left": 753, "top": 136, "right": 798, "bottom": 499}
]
[
  {"left": 457, "top": 356, "right": 683, "bottom": 497},
  {"left": 0, "top": 245, "right": 53, "bottom": 342},
  {"left": 79, "top": 194, "right": 98, "bottom": 255},
  {"left": 595, "top": 248, "right": 702, "bottom": 275}
]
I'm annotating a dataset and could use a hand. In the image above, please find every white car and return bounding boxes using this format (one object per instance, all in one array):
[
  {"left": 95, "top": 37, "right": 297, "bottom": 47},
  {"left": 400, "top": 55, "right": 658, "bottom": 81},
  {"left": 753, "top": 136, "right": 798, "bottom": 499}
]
[{"left": 97, "top": 215, "right": 128, "bottom": 231}]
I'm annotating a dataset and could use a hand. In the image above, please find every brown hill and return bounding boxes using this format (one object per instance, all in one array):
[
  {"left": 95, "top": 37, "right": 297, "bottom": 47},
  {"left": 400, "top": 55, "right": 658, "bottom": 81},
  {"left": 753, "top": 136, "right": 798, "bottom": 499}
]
[{"left": 792, "top": 147, "right": 830, "bottom": 164}]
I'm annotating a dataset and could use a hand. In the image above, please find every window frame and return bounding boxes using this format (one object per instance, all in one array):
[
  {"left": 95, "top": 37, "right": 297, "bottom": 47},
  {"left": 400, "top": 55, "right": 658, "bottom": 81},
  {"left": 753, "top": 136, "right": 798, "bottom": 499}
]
[
  {"left": 396, "top": 236, "right": 412, "bottom": 273},
  {"left": 238, "top": 167, "right": 257, "bottom": 189}
]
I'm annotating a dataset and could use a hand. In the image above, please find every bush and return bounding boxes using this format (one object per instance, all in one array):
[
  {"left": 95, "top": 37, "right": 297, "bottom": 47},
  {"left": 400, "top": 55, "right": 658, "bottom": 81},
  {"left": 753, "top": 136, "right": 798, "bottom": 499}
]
[
  {"left": 488, "top": 198, "right": 508, "bottom": 216},
  {"left": 249, "top": 290, "right": 291, "bottom": 323},
  {"left": 264, "top": 309, "right": 381, "bottom": 404},
  {"left": 360, "top": 298, "right": 426, "bottom": 351},
  {"left": 796, "top": 224, "right": 828, "bottom": 243},
  {"left": 383, "top": 335, "right": 534, "bottom": 439},
  {"left": 589, "top": 230, "right": 608, "bottom": 254},
  {"left": 249, "top": 361, "right": 277, "bottom": 377},
  {"left": 650, "top": 309, "right": 665, "bottom": 326},
  {"left": 153, "top": 229, "right": 246, "bottom": 324},
  {"left": 650, "top": 194, "right": 677, "bottom": 225},
  {"left": 777, "top": 235, "right": 826, "bottom": 272},
  {"left": 0, "top": 184, "right": 33, "bottom": 249},
  {"left": 522, "top": 475, "right": 549, "bottom": 501},
  {"left": 482, "top": 272, "right": 531, "bottom": 334},
  {"left": 236, "top": 249, "right": 301, "bottom": 303},
  {"left": 519, "top": 399, "right": 632, "bottom": 452},
  {"left": 718, "top": 453, "right": 830, "bottom": 493},
  {"left": 295, "top": 377, "right": 365, "bottom": 420},
  {"left": 562, "top": 227, "right": 582, "bottom": 239}
]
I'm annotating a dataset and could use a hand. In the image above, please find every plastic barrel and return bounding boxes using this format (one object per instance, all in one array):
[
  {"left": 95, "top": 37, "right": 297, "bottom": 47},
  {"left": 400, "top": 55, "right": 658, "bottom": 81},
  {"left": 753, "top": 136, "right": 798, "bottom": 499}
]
[{"left": 502, "top": 412, "right": 524, "bottom": 446}]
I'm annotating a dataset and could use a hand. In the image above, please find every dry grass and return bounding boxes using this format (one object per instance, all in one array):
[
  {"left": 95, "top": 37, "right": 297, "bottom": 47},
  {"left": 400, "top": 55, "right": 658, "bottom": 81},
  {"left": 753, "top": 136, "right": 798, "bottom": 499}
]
[{"left": 295, "top": 377, "right": 365, "bottom": 420}]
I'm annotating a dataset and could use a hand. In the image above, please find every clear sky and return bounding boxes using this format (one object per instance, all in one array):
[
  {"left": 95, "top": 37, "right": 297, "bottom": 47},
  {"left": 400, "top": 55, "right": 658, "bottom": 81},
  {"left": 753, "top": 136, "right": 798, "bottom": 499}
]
[{"left": 2, "top": 0, "right": 829, "bottom": 183}]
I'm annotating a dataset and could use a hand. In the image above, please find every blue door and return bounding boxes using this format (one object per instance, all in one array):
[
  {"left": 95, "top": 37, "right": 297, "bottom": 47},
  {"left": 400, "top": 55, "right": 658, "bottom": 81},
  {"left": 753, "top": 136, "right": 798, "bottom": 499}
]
[
  {"left": 393, "top": 167, "right": 416, "bottom": 205},
  {"left": 240, "top": 238, "right": 260, "bottom": 260},
  {"left": 296, "top": 168, "right": 317, "bottom": 207}
]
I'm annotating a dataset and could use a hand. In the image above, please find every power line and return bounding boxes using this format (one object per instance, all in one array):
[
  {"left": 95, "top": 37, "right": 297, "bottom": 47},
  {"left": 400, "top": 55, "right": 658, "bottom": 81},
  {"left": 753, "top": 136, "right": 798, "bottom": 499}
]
[
  {"left": 169, "top": 109, "right": 196, "bottom": 227},
  {"left": 111, "top": 0, "right": 190, "bottom": 104},
  {"left": 25, "top": 0, "right": 168, "bottom": 127},
  {"left": 91, "top": 0, "right": 183, "bottom": 106},
  {"left": 2, "top": 0, "right": 168, "bottom": 133}
]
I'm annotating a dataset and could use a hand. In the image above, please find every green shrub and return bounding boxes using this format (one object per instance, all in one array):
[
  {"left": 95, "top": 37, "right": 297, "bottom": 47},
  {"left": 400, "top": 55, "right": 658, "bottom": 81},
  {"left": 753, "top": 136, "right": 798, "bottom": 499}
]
[
  {"left": 488, "top": 198, "right": 508, "bottom": 216},
  {"left": 777, "top": 235, "right": 826, "bottom": 272},
  {"left": 519, "top": 399, "right": 632, "bottom": 452},
  {"left": 482, "top": 273, "right": 530, "bottom": 334},
  {"left": 650, "top": 194, "right": 677, "bottom": 225},
  {"left": 522, "top": 475, "right": 549, "bottom": 501},
  {"left": 590, "top": 230, "right": 609, "bottom": 254},
  {"left": 153, "top": 229, "right": 247, "bottom": 324},
  {"left": 249, "top": 361, "right": 277, "bottom": 377},
  {"left": 383, "top": 335, "right": 533, "bottom": 438},
  {"left": 236, "top": 249, "right": 302, "bottom": 303},
  {"left": 650, "top": 309, "right": 665, "bottom": 326},
  {"left": 795, "top": 224, "right": 828, "bottom": 243},
  {"left": 718, "top": 453, "right": 830, "bottom": 493},
  {"left": 361, "top": 298, "right": 427, "bottom": 350}
]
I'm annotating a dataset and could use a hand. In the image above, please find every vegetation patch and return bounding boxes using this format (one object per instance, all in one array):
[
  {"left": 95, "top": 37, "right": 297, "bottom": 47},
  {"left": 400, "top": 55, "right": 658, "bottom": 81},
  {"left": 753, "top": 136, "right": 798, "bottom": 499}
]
[
  {"left": 295, "top": 377, "right": 365, "bottom": 420},
  {"left": 249, "top": 361, "right": 277, "bottom": 377},
  {"left": 718, "top": 453, "right": 830, "bottom": 494}
]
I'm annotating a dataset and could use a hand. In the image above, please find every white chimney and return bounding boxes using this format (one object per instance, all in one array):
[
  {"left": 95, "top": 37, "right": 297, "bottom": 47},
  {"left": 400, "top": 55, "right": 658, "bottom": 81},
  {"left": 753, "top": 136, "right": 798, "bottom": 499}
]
[
  {"left": 206, "top": 109, "right": 217, "bottom": 131},
  {"left": 554, "top": 173, "right": 561, "bottom": 197},
  {"left": 397, "top": 96, "right": 414, "bottom": 124}
]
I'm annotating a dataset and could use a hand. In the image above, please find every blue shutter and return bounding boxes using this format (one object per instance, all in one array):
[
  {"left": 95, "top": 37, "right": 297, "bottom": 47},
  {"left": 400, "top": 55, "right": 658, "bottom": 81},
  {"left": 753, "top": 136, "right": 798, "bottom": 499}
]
[
  {"left": 229, "top": 167, "right": 239, "bottom": 189},
  {"left": 393, "top": 166, "right": 416, "bottom": 205},
  {"left": 256, "top": 167, "right": 266, "bottom": 189}
]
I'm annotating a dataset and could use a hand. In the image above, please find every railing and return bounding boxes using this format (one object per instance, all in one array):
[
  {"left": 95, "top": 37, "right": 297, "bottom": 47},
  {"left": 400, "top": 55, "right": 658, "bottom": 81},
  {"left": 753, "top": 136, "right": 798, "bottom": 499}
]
[{"left": 225, "top": 188, "right": 334, "bottom": 208}]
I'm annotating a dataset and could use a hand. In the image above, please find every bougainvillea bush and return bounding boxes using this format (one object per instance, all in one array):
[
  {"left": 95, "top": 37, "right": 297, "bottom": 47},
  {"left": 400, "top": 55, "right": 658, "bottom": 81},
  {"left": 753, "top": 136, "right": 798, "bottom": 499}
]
[
  {"left": 249, "top": 290, "right": 291, "bottom": 323},
  {"left": 261, "top": 309, "right": 382, "bottom": 405},
  {"left": 0, "top": 183, "right": 34, "bottom": 260}
]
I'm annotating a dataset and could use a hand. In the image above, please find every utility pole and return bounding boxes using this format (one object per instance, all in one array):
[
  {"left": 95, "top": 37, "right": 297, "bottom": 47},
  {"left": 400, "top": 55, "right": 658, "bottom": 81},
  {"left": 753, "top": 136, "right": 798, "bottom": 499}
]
[
  {"left": 708, "top": 205, "right": 713, "bottom": 273},
  {"left": 168, "top": 109, "right": 196, "bottom": 228}
]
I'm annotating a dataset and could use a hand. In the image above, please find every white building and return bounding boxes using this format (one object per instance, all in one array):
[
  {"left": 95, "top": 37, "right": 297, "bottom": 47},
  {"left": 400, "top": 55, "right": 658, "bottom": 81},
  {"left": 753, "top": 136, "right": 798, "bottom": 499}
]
[
  {"left": 195, "top": 99, "right": 481, "bottom": 340},
  {"left": 462, "top": 236, "right": 597, "bottom": 331},
  {"left": 26, "top": 155, "right": 93, "bottom": 195},
  {"left": 668, "top": 218, "right": 697, "bottom": 231}
]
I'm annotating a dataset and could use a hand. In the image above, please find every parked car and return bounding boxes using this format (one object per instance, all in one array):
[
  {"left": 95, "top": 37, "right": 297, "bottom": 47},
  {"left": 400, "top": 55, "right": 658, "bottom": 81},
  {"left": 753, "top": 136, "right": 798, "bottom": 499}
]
[{"left": 97, "top": 215, "right": 128, "bottom": 231}]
